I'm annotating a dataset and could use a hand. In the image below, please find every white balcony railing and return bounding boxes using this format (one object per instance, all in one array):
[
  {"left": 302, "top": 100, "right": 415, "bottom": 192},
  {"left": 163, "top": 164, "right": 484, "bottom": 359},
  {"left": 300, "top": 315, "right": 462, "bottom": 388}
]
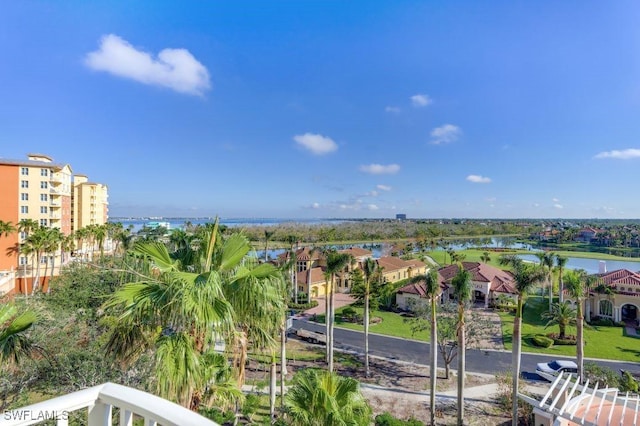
[{"left": 1, "top": 382, "right": 219, "bottom": 426}]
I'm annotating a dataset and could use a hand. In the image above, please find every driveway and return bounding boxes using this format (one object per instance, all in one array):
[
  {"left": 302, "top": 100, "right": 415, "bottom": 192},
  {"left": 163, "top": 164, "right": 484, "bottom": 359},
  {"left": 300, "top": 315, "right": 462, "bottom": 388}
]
[{"left": 301, "top": 293, "right": 356, "bottom": 317}]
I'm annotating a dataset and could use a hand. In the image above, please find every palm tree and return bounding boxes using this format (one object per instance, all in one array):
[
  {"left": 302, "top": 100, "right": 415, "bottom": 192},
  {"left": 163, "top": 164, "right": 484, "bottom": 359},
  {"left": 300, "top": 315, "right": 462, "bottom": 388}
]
[
  {"left": 536, "top": 251, "right": 555, "bottom": 312},
  {"left": 93, "top": 224, "right": 108, "bottom": 258},
  {"left": 451, "top": 266, "right": 472, "bottom": 426},
  {"left": 564, "top": 269, "right": 593, "bottom": 382},
  {"left": 22, "top": 227, "right": 48, "bottom": 294},
  {"left": 555, "top": 254, "right": 568, "bottom": 303},
  {"left": 43, "top": 227, "right": 63, "bottom": 292},
  {"left": 542, "top": 302, "right": 577, "bottom": 339},
  {"left": 104, "top": 223, "right": 236, "bottom": 409},
  {"left": 0, "top": 220, "right": 16, "bottom": 238},
  {"left": 263, "top": 230, "right": 275, "bottom": 262},
  {"left": 17, "top": 219, "right": 39, "bottom": 293},
  {"left": 409, "top": 268, "right": 440, "bottom": 426},
  {"left": 361, "top": 258, "right": 379, "bottom": 378},
  {"left": 0, "top": 304, "right": 36, "bottom": 365},
  {"left": 285, "top": 369, "right": 372, "bottom": 426},
  {"left": 324, "top": 251, "right": 353, "bottom": 372},
  {"left": 499, "top": 256, "right": 545, "bottom": 426}
]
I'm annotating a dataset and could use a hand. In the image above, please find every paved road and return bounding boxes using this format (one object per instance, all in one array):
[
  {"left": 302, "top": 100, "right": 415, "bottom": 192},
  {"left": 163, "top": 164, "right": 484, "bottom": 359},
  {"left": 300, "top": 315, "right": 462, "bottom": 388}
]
[{"left": 292, "top": 318, "right": 640, "bottom": 378}]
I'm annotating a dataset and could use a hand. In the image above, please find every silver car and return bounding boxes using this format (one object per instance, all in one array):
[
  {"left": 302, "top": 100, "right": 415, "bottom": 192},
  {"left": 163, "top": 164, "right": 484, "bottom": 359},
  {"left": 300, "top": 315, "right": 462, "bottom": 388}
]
[{"left": 536, "top": 360, "right": 578, "bottom": 378}]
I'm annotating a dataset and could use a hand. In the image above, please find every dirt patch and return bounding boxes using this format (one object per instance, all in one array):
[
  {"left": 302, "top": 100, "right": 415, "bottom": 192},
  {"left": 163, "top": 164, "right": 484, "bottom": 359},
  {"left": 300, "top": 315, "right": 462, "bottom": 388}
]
[{"left": 245, "top": 340, "right": 511, "bottom": 425}]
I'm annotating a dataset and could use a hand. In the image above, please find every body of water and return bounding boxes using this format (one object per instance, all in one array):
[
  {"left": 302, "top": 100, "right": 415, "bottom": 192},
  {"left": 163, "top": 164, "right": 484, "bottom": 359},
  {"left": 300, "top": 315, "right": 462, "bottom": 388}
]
[
  {"left": 110, "top": 217, "right": 351, "bottom": 233},
  {"left": 517, "top": 254, "right": 640, "bottom": 274}
]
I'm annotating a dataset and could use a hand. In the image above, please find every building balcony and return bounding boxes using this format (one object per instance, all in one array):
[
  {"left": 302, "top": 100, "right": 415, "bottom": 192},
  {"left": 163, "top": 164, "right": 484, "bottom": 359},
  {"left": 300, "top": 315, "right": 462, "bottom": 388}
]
[
  {"left": 49, "top": 212, "right": 61, "bottom": 220},
  {"left": 49, "top": 175, "right": 62, "bottom": 184},
  {"left": 2, "top": 382, "right": 219, "bottom": 426}
]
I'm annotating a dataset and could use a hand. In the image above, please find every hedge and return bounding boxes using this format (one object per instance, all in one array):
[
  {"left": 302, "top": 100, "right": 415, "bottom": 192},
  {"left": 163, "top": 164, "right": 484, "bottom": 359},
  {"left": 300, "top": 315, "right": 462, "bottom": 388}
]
[{"left": 532, "top": 335, "right": 554, "bottom": 348}]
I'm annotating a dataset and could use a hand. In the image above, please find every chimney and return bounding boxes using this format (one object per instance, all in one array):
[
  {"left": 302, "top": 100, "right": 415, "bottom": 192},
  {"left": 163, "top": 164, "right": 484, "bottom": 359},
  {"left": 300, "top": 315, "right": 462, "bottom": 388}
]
[{"left": 599, "top": 261, "right": 607, "bottom": 274}]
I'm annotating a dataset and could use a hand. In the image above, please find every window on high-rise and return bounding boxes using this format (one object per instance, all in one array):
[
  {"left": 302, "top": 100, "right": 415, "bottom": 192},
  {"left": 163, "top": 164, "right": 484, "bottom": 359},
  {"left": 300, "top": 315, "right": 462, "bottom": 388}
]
[
  {"left": 40, "top": 194, "right": 48, "bottom": 201},
  {"left": 40, "top": 206, "right": 48, "bottom": 214},
  {"left": 41, "top": 181, "right": 48, "bottom": 189},
  {"left": 21, "top": 167, "right": 28, "bottom": 175},
  {"left": 21, "top": 193, "right": 28, "bottom": 201},
  {"left": 40, "top": 219, "right": 48, "bottom": 227},
  {"left": 21, "top": 180, "right": 28, "bottom": 188},
  {"left": 19, "top": 256, "right": 27, "bottom": 265},
  {"left": 20, "top": 206, "right": 28, "bottom": 214},
  {"left": 41, "top": 169, "right": 49, "bottom": 176}
]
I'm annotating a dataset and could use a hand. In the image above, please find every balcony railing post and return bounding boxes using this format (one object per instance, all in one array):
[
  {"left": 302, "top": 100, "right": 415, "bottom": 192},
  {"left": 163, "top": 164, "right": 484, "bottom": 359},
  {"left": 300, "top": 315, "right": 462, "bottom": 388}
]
[
  {"left": 87, "top": 402, "right": 112, "bottom": 426},
  {"left": 120, "top": 409, "right": 133, "bottom": 426}
]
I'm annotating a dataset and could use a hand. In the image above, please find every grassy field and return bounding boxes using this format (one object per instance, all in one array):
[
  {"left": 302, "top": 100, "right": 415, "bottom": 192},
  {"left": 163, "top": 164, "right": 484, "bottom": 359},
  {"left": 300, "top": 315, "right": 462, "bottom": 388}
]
[
  {"left": 314, "top": 306, "right": 431, "bottom": 342},
  {"left": 498, "top": 296, "right": 640, "bottom": 362}
]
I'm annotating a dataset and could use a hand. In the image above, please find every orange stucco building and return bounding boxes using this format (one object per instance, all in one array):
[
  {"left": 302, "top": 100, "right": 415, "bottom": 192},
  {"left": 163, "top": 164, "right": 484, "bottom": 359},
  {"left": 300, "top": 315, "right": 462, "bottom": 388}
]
[{"left": 0, "top": 153, "right": 108, "bottom": 295}]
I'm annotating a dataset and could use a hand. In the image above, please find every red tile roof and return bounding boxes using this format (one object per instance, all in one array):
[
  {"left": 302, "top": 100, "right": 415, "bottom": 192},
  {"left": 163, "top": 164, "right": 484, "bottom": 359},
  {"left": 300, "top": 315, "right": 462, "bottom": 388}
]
[
  {"left": 376, "top": 256, "right": 425, "bottom": 272},
  {"left": 338, "top": 247, "right": 372, "bottom": 258},
  {"left": 296, "top": 267, "right": 326, "bottom": 285},
  {"left": 438, "top": 262, "right": 517, "bottom": 294},
  {"left": 595, "top": 269, "right": 640, "bottom": 287}
]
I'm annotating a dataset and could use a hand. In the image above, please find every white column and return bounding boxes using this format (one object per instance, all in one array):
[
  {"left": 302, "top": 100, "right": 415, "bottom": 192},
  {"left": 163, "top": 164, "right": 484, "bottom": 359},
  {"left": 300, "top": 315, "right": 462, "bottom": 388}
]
[
  {"left": 614, "top": 306, "right": 620, "bottom": 322},
  {"left": 87, "top": 402, "right": 112, "bottom": 426}
]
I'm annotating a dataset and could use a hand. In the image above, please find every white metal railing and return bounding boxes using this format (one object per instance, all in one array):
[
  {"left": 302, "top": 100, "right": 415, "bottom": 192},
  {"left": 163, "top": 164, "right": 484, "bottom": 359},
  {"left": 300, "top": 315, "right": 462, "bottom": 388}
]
[{"left": 1, "top": 382, "right": 219, "bottom": 426}]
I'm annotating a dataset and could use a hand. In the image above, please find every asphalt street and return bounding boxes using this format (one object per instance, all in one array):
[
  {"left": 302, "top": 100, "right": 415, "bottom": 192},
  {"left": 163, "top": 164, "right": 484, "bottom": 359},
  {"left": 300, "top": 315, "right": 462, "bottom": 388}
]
[{"left": 292, "top": 318, "right": 640, "bottom": 379}]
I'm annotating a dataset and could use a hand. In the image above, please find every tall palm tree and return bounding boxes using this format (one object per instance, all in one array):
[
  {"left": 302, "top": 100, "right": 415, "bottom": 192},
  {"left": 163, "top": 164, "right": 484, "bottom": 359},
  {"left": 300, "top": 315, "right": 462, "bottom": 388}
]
[
  {"left": 324, "top": 251, "right": 353, "bottom": 372},
  {"left": 536, "top": 251, "right": 555, "bottom": 312},
  {"left": 93, "top": 224, "right": 109, "bottom": 258},
  {"left": 43, "top": 227, "right": 63, "bottom": 292},
  {"left": 17, "top": 219, "right": 39, "bottom": 293},
  {"left": 263, "top": 230, "right": 275, "bottom": 262},
  {"left": 22, "top": 227, "right": 48, "bottom": 294},
  {"left": 499, "top": 256, "right": 545, "bottom": 426},
  {"left": 361, "top": 258, "right": 379, "bottom": 378},
  {"left": 451, "top": 266, "right": 472, "bottom": 426},
  {"left": 564, "top": 269, "right": 593, "bottom": 382},
  {"left": 409, "top": 268, "right": 440, "bottom": 426},
  {"left": 285, "top": 369, "right": 372, "bottom": 426},
  {"left": 0, "top": 304, "right": 36, "bottom": 365},
  {"left": 555, "top": 254, "right": 568, "bottom": 303}
]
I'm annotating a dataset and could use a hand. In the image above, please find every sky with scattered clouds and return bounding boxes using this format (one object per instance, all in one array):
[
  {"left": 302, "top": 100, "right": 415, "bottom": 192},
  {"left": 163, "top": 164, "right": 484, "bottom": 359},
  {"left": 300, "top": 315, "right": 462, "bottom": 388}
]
[{"left": 1, "top": 1, "right": 640, "bottom": 219}]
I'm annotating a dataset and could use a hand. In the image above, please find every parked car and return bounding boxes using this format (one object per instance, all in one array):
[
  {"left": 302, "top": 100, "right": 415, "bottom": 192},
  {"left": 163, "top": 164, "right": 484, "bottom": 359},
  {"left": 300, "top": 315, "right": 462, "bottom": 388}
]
[{"left": 536, "top": 360, "right": 578, "bottom": 379}]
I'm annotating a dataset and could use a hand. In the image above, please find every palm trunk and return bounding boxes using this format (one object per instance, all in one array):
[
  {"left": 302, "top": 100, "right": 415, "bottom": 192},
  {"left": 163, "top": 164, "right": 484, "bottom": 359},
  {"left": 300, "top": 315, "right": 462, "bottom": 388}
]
[
  {"left": 430, "top": 296, "right": 437, "bottom": 426},
  {"left": 577, "top": 299, "right": 584, "bottom": 383},
  {"left": 31, "top": 251, "right": 41, "bottom": 295},
  {"left": 548, "top": 275, "right": 553, "bottom": 312},
  {"left": 511, "top": 296, "right": 523, "bottom": 426},
  {"left": 559, "top": 269, "right": 564, "bottom": 303},
  {"left": 48, "top": 253, "right": 56, "bottom": 294},
  {"left": 328, "top": 275, "right": 335, "bottom": 373},
  {"left": 457, "top": 303, "right": 465, "bottom": 426},
  {"left": 280, "top": 323, "right": 287, "bottom": 409},
  {"left": 235, "top": 331, "right": 249, "bottom": 387},
  {"left": 42, "top": 254, "right": 49, "bottom": 291},
  {"left": 364, "top": 287, "right": 370, "bottom": 378},
  {"left": 269, "top": 355, "right": 276, "bottom": 423},
  {"left": 325, "top": 280, "right": 330, "bottom": 363}
]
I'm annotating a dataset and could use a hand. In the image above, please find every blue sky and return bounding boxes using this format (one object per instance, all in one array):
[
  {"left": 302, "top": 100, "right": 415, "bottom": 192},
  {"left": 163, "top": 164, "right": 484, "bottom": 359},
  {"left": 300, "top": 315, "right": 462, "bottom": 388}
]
[{"left": 2, "top": 1, "right": 640, "bottom": 219}]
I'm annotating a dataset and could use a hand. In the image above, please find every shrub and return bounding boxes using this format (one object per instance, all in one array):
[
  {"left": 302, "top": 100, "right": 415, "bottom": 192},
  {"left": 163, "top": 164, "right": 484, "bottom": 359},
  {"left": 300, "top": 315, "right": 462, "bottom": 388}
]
[
  {"left": 374, "top": 412, "right": 425, "bottom": 426},
  {"left": 546, "top": 333, "right": 577, "bottom": 346},
  {"left": 620, "top": 371, "right": 639, "bottom": 393},
  {"left": 584, "top": 362, "right": 620, "bottom": 388},
  {"left": 532, "top": 335, "right": 554, "bottom": 348},
  {"left": 288, "top": 300, "right": 318, "bottom": 311},
  {"left": 241, "top": 394, "right": 261, "bottom": 421},
  {"left": 199, "top": 408, "right": 235, "bottom": 425},
  {"left": 589, "top": 318, "right": 614, "bottom": 327}
]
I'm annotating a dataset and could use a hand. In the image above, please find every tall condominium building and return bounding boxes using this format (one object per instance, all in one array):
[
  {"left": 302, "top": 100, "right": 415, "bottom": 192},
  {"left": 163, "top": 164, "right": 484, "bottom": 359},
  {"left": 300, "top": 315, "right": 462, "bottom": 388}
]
[{"left": 0, "top": 153, "right": 108, "bottom": 295}]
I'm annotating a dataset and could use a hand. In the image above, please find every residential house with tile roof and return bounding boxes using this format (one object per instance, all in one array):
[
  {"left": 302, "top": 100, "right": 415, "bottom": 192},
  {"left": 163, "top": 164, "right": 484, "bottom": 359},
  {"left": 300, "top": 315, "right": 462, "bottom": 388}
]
[
  {"left": 582, "top": 269, "right": 640, "bottom": 324},
  {"left": 396, "top": 261, "right": 518, "bottom": 310}
]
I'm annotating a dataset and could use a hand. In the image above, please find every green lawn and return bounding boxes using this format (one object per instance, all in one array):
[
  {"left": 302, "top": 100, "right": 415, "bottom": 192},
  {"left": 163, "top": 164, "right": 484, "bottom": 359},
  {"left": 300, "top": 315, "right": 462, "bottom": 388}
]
[
  {"left": 315, "top": 306, "right": 431, "bottom": 342},
  {"left": 499, "top": 296, "right": 640, "bottom": 362}
]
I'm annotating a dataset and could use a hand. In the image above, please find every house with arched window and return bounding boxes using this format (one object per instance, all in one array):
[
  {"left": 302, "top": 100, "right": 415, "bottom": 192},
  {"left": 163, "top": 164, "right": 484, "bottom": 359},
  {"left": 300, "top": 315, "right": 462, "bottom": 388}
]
[{"left": 584, "top": 269, "right": 640, "bottom": 325}]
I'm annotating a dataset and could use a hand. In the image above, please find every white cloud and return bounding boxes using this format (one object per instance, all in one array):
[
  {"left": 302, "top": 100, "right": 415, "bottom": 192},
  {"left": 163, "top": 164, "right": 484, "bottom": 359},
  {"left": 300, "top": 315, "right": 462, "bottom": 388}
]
[
  {"left": 293, "top": 133, "right": 338, "bottom": 155},
  {"left": 376, "top": 184, "right": 392, "bottom": 191},
  {"left": 85, "top": 34, "right": 210, "bottom": 96},
  {"left": 367, "top": 204, "right": 379, "bottom": 211},
  {"left": 359, "top": 163, "right": 401, "bottom": 175},
  {"left": 385, "top": 106, "right": 401, "bottom": 114},
  {"left": 532, "top": 203, "right": 540, "bottom": 207},
  {"left": 312, "top": 202, "right": 320, "bottom": 209},
  {"left": 552, "top": 198, "right": 560, "bottom": 202},
  {"left": 594, "top": 148, "right": 640, "bottom": 160},
  {"left": 411, "top": 94, "right": 432, "bottom": 107},
  {"left": 430, "top": 124, "right": 461, "bottom": 145},
  {"left": 365, "top": 190, "right": 379, "bottom": 197},
  {"left": 466, "top": 175, "right": 491, "bottom": 184},
  {"left": 554, "top": 204, "right": 564, "bottom": 209}
]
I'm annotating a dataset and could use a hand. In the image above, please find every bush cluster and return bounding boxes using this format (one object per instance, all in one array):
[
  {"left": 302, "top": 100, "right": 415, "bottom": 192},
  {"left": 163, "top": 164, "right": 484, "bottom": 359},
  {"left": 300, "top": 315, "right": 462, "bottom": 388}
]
[
  {"left": 288, "top": 300, "right": 318, "bottom": 311},
  {"left": 375, "top": 412, "right": 425, "bottom": 426},
  {"left": 546, "top": 333, "right": 577, "bottom": 346},
  {"left": 532, "top": 335, "right": 554, "bottom": 348}
]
